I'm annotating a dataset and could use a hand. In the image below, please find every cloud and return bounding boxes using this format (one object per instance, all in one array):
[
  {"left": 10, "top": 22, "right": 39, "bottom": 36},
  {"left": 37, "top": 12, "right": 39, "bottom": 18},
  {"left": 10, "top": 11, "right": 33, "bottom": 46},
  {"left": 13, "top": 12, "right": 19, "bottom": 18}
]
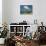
[{"left": 24, "top": 6, "right": 30, "bottom": 10}]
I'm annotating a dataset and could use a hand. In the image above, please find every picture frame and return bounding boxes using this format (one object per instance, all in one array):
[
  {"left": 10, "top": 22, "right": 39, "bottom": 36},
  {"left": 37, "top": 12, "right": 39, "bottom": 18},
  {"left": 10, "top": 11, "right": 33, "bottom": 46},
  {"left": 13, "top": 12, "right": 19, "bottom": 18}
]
[{"left": 20, "top": 5, "right": 32, "bottom": 15}]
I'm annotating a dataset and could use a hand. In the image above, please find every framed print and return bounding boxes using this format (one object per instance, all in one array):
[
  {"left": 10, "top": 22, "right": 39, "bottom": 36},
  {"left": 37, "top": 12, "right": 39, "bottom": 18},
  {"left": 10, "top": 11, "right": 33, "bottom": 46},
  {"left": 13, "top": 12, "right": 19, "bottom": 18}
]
[{"left": 20, "top": 5, "right": 32, "bottom": 15}]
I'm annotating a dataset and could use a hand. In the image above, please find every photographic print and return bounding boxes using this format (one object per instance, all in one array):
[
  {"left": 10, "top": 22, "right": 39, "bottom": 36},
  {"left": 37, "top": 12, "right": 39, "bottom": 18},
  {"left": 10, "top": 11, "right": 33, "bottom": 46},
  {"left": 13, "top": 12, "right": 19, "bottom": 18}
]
[{"left": 20, "top": 5, "right": 32, "bottom": 15}]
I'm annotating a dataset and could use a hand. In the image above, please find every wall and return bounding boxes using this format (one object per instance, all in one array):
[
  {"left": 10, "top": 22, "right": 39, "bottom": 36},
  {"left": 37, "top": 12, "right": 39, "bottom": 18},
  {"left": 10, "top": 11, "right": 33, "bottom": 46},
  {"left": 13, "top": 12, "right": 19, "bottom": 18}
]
[
  {"left": 2, "top": 0, "right": 9, "bottom": 25},
  {"left": 0, "top": 0, "right": 2, "bottom": 27},
  {"left": 2, "top": 0, "right": 46, "bottom": 26},
  {"left": 8, "top": 0, "right": 39, "bottom": 25}
]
